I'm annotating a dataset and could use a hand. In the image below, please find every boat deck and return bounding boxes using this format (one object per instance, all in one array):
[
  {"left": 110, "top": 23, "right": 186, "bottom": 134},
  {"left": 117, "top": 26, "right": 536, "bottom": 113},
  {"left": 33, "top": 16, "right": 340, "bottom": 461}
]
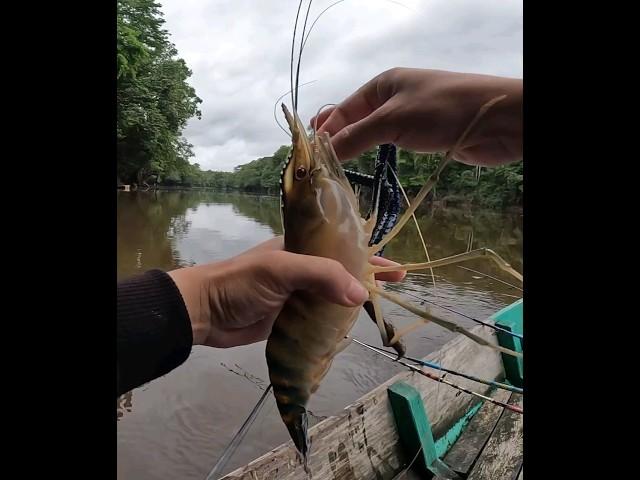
[
  {"left": 393, "top": 391, "right": 522, "bottom": 480},
  {"left": 436, "top": 392, "right": 522, "bottom": 480}
]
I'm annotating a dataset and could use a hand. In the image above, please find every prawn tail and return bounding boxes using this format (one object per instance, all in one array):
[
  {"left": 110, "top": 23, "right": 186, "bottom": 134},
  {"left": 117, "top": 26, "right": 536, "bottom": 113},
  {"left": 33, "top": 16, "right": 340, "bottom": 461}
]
[{"left": 278, "top": 402, "right": 310, "bottom": 471}]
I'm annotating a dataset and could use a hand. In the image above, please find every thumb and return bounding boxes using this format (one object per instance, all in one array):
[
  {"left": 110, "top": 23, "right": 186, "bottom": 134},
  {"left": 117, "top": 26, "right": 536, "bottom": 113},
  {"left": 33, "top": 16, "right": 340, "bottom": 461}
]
[{"left": 268, "top": 251, "right": 368, "bottom": 307}]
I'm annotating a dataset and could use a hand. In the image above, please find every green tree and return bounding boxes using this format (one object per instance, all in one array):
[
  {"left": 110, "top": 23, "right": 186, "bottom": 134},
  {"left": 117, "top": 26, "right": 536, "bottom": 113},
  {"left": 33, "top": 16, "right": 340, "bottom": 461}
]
[
  {"left": 117, "top": 0, "right": 202, "bottom": 185},
  {"left": 147, "top": 140, "right": 522, "bottom": 209}
]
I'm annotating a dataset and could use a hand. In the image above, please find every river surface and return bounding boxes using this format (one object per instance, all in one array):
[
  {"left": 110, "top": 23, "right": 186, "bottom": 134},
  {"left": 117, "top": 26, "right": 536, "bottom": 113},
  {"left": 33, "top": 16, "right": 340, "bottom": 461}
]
[{"left": 116, "top": 190, "right": 522, "bottom": 479}]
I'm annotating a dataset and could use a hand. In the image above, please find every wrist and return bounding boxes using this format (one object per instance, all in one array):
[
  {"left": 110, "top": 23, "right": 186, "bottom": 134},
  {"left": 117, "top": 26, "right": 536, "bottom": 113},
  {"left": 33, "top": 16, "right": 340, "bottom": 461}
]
[
  {"left": 492, "top": 78, "right": 522, "bottom": 160},
  {"left": 458, "top": 74, "right": 522, "bottom": 164},
  {"left": 168, "top": 266, "right": 212, "bottom": 345}
]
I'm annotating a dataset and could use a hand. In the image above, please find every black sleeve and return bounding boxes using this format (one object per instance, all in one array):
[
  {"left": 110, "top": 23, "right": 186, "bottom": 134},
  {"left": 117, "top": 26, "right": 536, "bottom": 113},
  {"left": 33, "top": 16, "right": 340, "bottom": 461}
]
[{"left": 117, "top": 269, "right": 193, "bottom": 397}]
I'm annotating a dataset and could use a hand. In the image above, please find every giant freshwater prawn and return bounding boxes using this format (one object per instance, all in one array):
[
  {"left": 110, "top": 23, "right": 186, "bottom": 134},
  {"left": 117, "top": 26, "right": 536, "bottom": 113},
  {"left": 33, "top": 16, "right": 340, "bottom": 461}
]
[{"left": 208, "top": 1, "right": 523, "bottom": 477}]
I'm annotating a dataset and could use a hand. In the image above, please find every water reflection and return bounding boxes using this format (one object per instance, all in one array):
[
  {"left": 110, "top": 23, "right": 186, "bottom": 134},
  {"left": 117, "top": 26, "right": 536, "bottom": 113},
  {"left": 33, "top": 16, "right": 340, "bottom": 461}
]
[
  {"left": 117, "top": 192, "right": 280, "bottom": 279},
  {"left": 117, "top": 190, "right": 522, "bottom": 480}
]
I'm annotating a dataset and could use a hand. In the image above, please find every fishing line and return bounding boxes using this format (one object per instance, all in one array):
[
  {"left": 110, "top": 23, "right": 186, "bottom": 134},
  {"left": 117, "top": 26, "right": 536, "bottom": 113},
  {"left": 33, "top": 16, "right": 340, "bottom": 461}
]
[
  {"left": 204, "top": 384, "right": 273, "bottom": 480},
  {"left": 457, "top": 265, "right": 523, "bottom": 291},
  {"left": 349, "top": 337, "right": 523, "bottom": 414}
]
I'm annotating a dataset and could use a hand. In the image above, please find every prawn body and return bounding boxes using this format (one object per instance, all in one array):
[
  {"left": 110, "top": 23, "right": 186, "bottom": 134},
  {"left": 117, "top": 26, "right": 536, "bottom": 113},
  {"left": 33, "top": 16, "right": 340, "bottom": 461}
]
[{"left": 265, "top": 105, "right": 374, "bottom": 464}]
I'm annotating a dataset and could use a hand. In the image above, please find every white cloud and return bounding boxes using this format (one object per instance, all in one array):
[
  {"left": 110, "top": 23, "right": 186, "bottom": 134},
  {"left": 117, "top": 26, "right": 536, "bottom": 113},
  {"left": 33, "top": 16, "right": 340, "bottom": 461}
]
[{"left": 159, "top": 0, "right": 522, "bottom": 171}]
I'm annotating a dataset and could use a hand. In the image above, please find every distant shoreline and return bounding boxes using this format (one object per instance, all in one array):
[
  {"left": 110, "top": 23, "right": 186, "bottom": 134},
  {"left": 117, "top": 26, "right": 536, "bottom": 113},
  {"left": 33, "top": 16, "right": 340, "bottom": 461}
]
[{"left": 117, "top": 186, "right": 522, "bottom": 213}]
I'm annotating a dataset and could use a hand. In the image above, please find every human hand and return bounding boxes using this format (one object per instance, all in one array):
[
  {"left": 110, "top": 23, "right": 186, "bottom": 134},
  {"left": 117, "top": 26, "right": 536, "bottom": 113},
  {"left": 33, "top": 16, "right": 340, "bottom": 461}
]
[
  {"left": 310, "top": 67, "right": 522, "bottom": 166},
  {"left": 168, "top": 237, "right": 405, "bottom": 348}
]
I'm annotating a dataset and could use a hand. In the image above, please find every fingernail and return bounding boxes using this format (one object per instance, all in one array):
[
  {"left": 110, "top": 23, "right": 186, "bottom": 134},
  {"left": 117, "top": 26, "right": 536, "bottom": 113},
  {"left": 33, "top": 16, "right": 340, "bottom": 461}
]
[{"left": 345, "top": 281, "right": 368, "bottom": 306}]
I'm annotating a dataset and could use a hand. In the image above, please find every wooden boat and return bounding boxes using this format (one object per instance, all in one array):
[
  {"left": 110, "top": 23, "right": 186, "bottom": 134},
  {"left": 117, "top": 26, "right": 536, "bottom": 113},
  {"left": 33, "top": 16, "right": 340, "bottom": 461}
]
[{"left": 220, "top": 300, "right": 523, "bottom": 480}]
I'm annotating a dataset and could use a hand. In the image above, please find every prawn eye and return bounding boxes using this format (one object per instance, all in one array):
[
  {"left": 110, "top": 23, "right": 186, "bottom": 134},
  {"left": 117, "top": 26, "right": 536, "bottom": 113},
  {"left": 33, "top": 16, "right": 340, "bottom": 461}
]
[{"left": 295, "top": 166, "right": 307, "bottom": 180}]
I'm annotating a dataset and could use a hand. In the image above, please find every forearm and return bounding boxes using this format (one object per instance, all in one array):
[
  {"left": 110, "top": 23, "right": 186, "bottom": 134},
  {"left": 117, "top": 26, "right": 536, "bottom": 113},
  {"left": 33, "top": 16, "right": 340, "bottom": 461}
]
[{"left": 117, "top": 270, "right": 193, "bottom": 396}]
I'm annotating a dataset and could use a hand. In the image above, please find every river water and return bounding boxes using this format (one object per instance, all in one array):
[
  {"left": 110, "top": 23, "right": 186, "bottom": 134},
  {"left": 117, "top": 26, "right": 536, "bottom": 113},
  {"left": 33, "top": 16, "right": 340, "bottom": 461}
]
[{"left": 116, "top": 190, "right": 522, "bottom": 479}]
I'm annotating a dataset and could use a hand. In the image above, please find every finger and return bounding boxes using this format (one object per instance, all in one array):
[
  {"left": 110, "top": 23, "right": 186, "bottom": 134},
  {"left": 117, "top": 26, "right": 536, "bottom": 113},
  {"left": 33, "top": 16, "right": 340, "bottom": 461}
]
[
  {"left": 309, "top": 106, "right": 335, "bottom": 132},
  {"left": 270, "top": 252, "right": 368, "bottom": 307},
  {"left": 330, "top": 107, "right": 397, "bottom": 161},
  {"left": 315, "top": 75, "right": 386, "bottom": 136},
  {"left": 369, "top": 256, "right": 406, "bottom": 282}
]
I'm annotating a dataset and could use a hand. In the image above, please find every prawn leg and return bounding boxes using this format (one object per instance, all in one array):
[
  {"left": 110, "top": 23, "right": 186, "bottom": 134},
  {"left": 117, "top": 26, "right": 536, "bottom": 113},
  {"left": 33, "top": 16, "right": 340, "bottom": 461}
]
[
  {"left": 369, "top": 248, "right": 523, "bottom": 283},
  {"left": 361, "top": 273, "right": 406, "bottom": 357},
  {"left": 364, "top": 282, "right": 522, "bottom": 359}
]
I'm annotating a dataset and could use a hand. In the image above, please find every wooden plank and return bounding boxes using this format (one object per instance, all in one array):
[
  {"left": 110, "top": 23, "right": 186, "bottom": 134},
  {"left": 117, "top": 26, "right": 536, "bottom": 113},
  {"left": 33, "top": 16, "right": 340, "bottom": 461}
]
[
  {"left": 387, "top": 382, "right": 437, "bottom": 477},
  {"left": 220, "top": 325, "right": 505, "bottom": 480},
  {"left": 442, "top": 388, "right": 512, "bottom": 475},
  {"left": 386, "top": 382, "right": 461, "bottom": 480},
  {"left": 467, "top": 393, "right": 523, "bottom": 480}
]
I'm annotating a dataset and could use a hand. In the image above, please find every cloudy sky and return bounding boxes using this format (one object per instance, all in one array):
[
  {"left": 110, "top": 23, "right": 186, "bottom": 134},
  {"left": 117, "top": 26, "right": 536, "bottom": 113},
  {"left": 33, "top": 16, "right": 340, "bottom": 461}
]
[{"left": 159, "top": 0, "right": 522, "bottom": 172}]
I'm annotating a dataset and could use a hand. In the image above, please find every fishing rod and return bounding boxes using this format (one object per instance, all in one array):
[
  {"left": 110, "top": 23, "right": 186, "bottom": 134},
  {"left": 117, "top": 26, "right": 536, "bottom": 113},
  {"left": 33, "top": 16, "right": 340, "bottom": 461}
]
[
  {"left": 205, "top": 384, "right": 273, "bottom": 480},
  {"left": 358, "top": 340, "right": 522, "bottom": 394},
  {"left": 350, "top": 337, "right": 523, "bottom": 414}
]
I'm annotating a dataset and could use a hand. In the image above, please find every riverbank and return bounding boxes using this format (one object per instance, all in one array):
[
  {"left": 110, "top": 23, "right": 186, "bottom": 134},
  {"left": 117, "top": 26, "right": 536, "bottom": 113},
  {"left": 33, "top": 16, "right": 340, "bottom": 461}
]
[{"left": 118, "top": 185, "right": 522, "bottom": 213}]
